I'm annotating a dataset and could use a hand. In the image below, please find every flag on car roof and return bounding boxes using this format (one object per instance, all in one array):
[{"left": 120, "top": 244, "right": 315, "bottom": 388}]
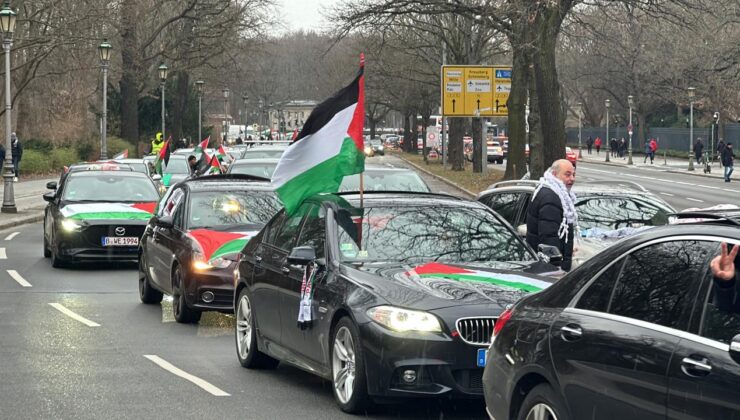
[
  {"left": 112, "top": 149, "right": 128, "bottom": 159},
  {"left": 153, "top": 138, "right": 171, "bottom": 175},
  {"left": 271, "top": 55, "right": 365, "bottom": 214},
  {"left": 217, "top": 145, "right": 234, "bottom": 163},
  {"left": 194, "top": 137, "right": 209, "bottom": 155},
  {"left": 209, "top": 153, "right": 222, "bottom": 174}
]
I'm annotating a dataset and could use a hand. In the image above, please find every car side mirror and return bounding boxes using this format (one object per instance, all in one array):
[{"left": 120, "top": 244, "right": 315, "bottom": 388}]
[
  {"left": 287, "top": 246, "right": 316, "bottom": 266},
  {"left": 46, "top": 181, "right": 57, "bottom": 190},
  {"left": 43, "top": 191, "right": 55, "bottom": 202},
  {"left": 151, "top": 174, "right": 162, "bottom": 182},
  {"left": 730, "top": 334, "right": 740, "bottom": 363},
  {"left": 157, "top": 215, "right": 174, "bottom": 228},
  {"left": 538, "top": 244, "right": 563, "bottom": 267},
  {"left": 517, "top": 224, "right": 527, "bottom": 237}
]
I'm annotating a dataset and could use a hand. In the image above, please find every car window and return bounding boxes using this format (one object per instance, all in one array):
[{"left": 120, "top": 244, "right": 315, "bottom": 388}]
[
  {"left": 485, "top": 192, "right": 523, "bottom": 226},
  {"left": 163, "top": 158, "right": 190, "bottom": 174},
  {"left": 172, "top": 194, "right": 186, "bottom": 228},
  {"left": 187, "top": 191, "right": 281, "bottom": 230},
  {"left": 699, "top": 243, "right": 740, "bottom": 344},
  {"left": 62, "top": 174, "right": 159, "bottom": 202},
  {"left": 229, "top": 162, "right": 277, "bottom": 178},
  {"left": 296, "top": 205, "right": 326, "bottom": 259},
  {"left": 575, "top": 259, "right": 626, "bottom": 312},
  {"left": 160, "top": 188, "right": 185, "bottom": 217},
  {"left": 264, "top": 209, "right": 305, "bottom": 251},
  {"left": 576, "top": 196, "right": 673, "bottom": 232},
  {"left": 607, "top": 240, "right": 717, "bottom": 330}
]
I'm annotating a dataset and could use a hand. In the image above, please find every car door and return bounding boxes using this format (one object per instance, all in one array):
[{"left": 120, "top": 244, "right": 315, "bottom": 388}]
[
  {"left": 149, "top": 187, "right": 185, "bottom": 289},
  {"left": 550, "top": 239, "right": 717, "bottom": 419},
  {"left": 667, "top": 239, "right": 740, "bottom": 419},
  {"left": 479, "top": 190, "right": 527, "bottom": 227}
]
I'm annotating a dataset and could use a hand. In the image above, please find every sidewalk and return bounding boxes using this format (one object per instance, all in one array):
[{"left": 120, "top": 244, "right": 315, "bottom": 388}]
[
  {"left": 578, "top": 150, "right": 726, "bottom": 179},
  {"left": 0, "top": 177, "right": 56, "bottom": 230}
]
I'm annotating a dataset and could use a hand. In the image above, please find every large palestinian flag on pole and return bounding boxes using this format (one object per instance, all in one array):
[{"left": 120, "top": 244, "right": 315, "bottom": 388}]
[{"left": 271, "top": 55, "right": 365, "bottom": 214}]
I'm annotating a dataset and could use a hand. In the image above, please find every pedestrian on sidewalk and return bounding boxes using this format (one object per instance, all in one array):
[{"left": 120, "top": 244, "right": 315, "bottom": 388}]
[
  {"left": 11, "top": 132, "right": 22, "bottom": 182},
  {"left": 722, "top": 143, "right": 734, "bottom": 182},
  {"left": 619, "top": 138, "right": 627, "bottom": 158},
  {"left": 643, "top": 141, "right": 651, "bottom": 163},
  {"left": 717, "top": 139, "right": 726, "bottom": 167},
  {"left": 586, "top": 136, "right": 593, "bottom": 155},
  {"left": 610, "top": 138, "right": 616, "bottom": 157},
  {"left": 594, "top": 137, "right": 602, "bottom": 155},
  {"left": 649, "top": 138, "right": 657, "bottom": 164},
  {"left": 694, "top": 138, "right": 704, "bottom": 165},
  {"left": 526, "top": 159, "right": 577, "bottom": 271}
]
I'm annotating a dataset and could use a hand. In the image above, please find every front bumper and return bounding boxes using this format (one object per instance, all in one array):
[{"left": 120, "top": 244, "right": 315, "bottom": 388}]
[
  {"left": 184, "top": 264, "right": 236, "bottom": 313},
  {"left": 56, "top": 222, "right": 146, "bottom": 262},
  {"left": 359, "top": 321, "right": 487, "bottom": 399}
]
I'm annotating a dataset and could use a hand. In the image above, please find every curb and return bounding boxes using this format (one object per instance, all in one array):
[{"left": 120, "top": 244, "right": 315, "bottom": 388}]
[
  {"left": 0, "top": 211, "right": 44, "bottom": 231},
  {"left": 394, "top": 156, "right": 477, "bottom": 198}
]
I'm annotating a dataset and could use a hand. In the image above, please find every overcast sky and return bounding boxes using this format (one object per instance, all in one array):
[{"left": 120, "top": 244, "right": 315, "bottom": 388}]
[{"left": 278, "top": 0, "right": 334, "bottom": 32}]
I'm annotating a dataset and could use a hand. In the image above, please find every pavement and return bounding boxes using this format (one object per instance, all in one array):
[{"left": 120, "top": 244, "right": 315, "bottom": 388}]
[
  {"left": 577, "top": 150, "right": 727, "bottom": 179},
  {"left": 0, "top": 177, "right": 56, "bottom": 230}
]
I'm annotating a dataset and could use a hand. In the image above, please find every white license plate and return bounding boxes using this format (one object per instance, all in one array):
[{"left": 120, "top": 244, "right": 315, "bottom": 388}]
[
  {"left": 102, "top": 236, "right": 139, "bottom": 246},
  {"left": 477, "top": 348, "right": 489, "bottom": 367}
]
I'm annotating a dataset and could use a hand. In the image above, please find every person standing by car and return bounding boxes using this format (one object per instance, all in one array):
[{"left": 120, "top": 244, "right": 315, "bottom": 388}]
[
  {"left": 526, "top": 159, "right": 577, "bottom": 271},
  {"left": 712, "top": 242, "right": 739, "bottom": 313},
  {"left": 722, "top": 142, "right": 734, "bottom": 182},
  {"left": 11, "top": 132, "right": 22, "bottom": 182}
]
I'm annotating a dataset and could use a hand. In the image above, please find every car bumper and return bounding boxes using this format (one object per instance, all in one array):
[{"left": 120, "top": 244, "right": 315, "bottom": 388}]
[
  {"left": 55, "top": 223, "right": 146, "bottom": 262},
  {"left": 184, "top": 265, "right": 236, "bottom": 313},
  {"left": 359, "top": 321, "right": 487, "bottom": 399}
]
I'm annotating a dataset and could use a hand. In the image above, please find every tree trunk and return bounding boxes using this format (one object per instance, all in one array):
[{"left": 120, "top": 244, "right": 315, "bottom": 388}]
[
  {"left": 637, "top": 112, "right": 647, "bottom": 151},
  {"left": 505, "top": 35, "right": 529, "bottom": 180},
  {"left": 472, "top": 117, "right": 482, "bottom": 172},
  {"left": 402, "top": 112, "right": 413, "bottom": 153},
  {"left": 119, "top": 4, "right": 140, "bottom": 146},
  {"left": 448, "top": 117, "right": 464, "bottom": 171},
  {"left": 528, "top": 63, "right": 545, "bottom": 179},
  {"left": 170, "top": 71, "right": 189, "bottom": 143},
  {"left": 369, "top": 119, "right": 376, "bottom": 139}
]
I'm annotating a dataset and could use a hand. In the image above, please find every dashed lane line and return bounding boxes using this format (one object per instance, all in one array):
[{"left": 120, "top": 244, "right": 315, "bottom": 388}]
[
  {"left": 7, "top": 270, "right": 31, "bottom": 287},
  {"left": 4, "top": 232, "right": 19, "bottom": 241},
  {"left": 0, "top": 248, "right": 5, "bottom": 259},
  {"left": 48, "top": 303, "right": 100, "bottom": 327},
  {"left": 660, "top": 192, "right": 674, "bottom": 197},
  {"left": 686, "top": 198, "right": 704, "bottom": 203},
  {"left": 144, "top": 355, "right": 230, "bottom": 396}
]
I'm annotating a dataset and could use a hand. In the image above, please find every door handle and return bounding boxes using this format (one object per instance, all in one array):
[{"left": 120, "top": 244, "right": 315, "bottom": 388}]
[
  {"left": 281, "top": 266, "right": 290, "bottom": 274},
  {"left": 560, "top": 324, "right": 583, "bottom": 341},
  {"left": 681, "top": 356, "right": 712, "bottom": 376},
  {"left": 254, "top": 255, "right": 262, "bottom": 264}
]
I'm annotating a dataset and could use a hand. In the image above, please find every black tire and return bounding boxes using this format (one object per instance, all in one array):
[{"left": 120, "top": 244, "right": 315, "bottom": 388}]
[
  {"left": 43, "top": 233, "right": 51, "bottom": 258},
  {"left": 234, "top": 287, "right": 279, "bottom": 369},
  {"left": 516, "top": 383, "right": 567, "bottom": 420},
  {"left": 139, "top": 251, "right": 163, "bottom": 304},
  {"left": 172, "top": 265, "right": 201, "bottom": 324},
  {"left": 50, "top": 233, "right": 67, "bottom": 268},
  {"left": 331, "top": 317, "right": 372, "bottom": 414}
]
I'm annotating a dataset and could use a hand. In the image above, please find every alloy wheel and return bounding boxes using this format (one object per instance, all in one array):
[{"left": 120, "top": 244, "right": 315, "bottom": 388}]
[
  {"left": 525, "top": 403, "right": 558, "bottom": 420},
  {"left": 332, "top": 326, "right": 356, "bottom": 404},
  {"left": 236, "top": 294, "right": 253, "bottom": 359}
]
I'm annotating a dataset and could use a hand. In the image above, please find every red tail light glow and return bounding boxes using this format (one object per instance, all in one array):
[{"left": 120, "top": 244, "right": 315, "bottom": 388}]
[{"left": 493, "top": 308, "right": 513, "bottom": 337}]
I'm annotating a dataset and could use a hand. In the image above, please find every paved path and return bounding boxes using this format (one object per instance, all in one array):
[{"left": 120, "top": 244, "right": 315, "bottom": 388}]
[{"left": 0, "top": 177, "right": 56, "bottom": 230}]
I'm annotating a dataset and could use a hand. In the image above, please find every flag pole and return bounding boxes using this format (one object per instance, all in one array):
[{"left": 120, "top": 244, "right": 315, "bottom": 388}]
[{"left": 359, "top": 172, "right": 364, "bottom": 208}]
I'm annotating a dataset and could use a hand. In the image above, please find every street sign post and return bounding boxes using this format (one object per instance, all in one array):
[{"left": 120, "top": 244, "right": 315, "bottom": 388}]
[{"left": 441, "top": 65, "right": 512, "bottom": 117}]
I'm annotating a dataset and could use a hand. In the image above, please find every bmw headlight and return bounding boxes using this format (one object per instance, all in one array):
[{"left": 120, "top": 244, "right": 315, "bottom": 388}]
[
  {"left": 61, "top": 219, "right": 82, "bottom": 232},
  {"left": 367, "top": 306, "right": 442, "bottom": 332}
]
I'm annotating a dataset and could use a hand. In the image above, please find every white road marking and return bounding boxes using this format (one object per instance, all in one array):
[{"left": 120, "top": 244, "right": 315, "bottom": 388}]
[
  {"left": 7, "top": 270, "right": 31, "bottom": 287},
  {"left": 660, "top": 192, "right": 674, "bottom": 197},
  {"left": 723, "top": 189, "right": 740, "bottom": 193},
  {"left": 686, "top": 198, "right": 704, "bottom": 203},
  {"left": 4, "top": 232, "right": 19, "bottom": 241},
  {"left": 143, "top": 355, "right": 230, "bottom": 396},
  {"left": 48, "top": 303, "right": 100, "bottom": 327},
  {"left": 0, "top": 248, "right": 5, "bottom": 259}
]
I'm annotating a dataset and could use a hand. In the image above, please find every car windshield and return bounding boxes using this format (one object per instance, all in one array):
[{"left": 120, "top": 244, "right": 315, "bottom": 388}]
[
  {"left": 370, "top": 139, "right": 382, "bottom": 146},
  {"left": 576, "top": 196, "right": 673, "bottom": 231},
  {"left": 335, "top": 205, "right": 534, "bottom": 264},
  {"left": 243, "top": 149, "right": 285, "bottom": 159},
  {"left": 340, "top": 171, "right": 430, "bottom": 192},
  {"left": 124, "top": 162, "right": 147, "bottom": 174},
  {"left": 164, "top": 159, "right": 190, "bottom": 174},
  {"left": 229, "top": 162, "right": 277, "bottom": 178},
  {"left": 188, "top": 190, "right": 282, "bottom": 230},
  {"left": 63, "top": 175, "right": 159, "bottom": 202}
]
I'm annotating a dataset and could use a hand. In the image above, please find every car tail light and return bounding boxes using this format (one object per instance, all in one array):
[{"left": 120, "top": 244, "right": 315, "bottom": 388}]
[{"left": 493, "top": 308, "right": 513, "bottom": 337}]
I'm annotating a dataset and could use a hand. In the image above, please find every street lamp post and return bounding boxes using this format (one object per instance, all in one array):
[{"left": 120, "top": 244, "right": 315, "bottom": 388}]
[
  {"left": 242, "top": 95, "right": 248, "bottom": 136},
  {"left": 712, "top": 111, "right": 720, "bottom": 163},
  {"left": 688, "top": 87, "right": 695, "bottom": 171},
  {"left": 196, "top": 80, "right": 204, "bottom": 142},
  {"left": 222, "top": 88, "right": 229, "bottom": 145},
  {"left": 1, "top": 0, "right": 17, "bottom": 214},
  {"left": 158, "top": 63, "right": 168, "bottom": 140},
  {"left": 98, "top": 39, "right": 111, "bottom": 160},
  {"left": 605, "top": 99, "right": 611, "bottom": 163},
  {"left": 627, "top": 95, "right": 634, "bottom": 165},
  {"left": 258, "top": 98, "right": 264, "bottom": 139},
  {"left": 577, "top": 102, "right": 583, "bottom": 160}
]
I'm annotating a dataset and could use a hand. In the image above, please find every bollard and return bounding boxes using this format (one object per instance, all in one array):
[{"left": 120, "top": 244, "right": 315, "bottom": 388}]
[
  {"left": 513, "top": 164, "right": 517, "bottom": 179},
  {"left": 663, "top": 151, "right": 667, "bottom": 166}
]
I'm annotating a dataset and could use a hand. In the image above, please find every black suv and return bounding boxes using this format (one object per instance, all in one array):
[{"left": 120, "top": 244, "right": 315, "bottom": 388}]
[{"left": 482, "top": 209, "right": 740, "bottom": 420}]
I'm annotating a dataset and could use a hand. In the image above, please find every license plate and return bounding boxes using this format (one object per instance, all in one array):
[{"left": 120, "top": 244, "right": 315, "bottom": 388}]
[
  {"left": 102, "top": 236, "right": 139, "bottom": 246},
  {"left": 477, "top": 348, "right": 489, "bottom": 367}
]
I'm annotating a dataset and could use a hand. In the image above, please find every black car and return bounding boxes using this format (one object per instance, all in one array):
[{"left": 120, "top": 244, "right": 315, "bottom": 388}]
[
  {"left": 138, "top": 174, "right": 282, "bottom": 323},
  {"left": 482, "top": 210, "right": 740, "bottom": 420},
  {"left": 233, "top": 192, "right": 560, "bottom": 413},
  {"left": 43, "top": 167, "right": 160, "bottom": 267},
  {"left": 369, "top": 138, "right": 385, "bottom": 155}
]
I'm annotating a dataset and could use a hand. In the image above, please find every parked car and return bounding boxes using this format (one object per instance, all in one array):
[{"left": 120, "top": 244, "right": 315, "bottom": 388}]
[
  {"left": 241, "top": 145, "right": 287, "bottom": 160},
  {"left": 565, "top": 146, "right": 578, "bottom": 165},
  {"left": 487, "top": 141, "right": 504, "bottom": 164},
  {"left": 43, "top": 166, "right": 160, "bottom": 267},
  {"left": 477, "top": 180, "right": 676, "bottom": 267},
  {"left": 226, "top": 158, "right": 279, "bottom": 179},
  {"left": 483, "top": 208, "right": 740, "bottom": 420},
  {"left": 369, "top": 138, "right": 385, "bottom": 156},
  {"left": 138, "top": 174, "right": 282, "bottom": 323},
  {"left": 339, "top": 165, "right": 430, "bottom": 193},
  {"left": 234, "top": 191, "right": 562, "bottom": 413}
]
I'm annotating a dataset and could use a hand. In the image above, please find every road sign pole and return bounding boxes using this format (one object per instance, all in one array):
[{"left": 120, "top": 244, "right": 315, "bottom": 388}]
[{"left": 481, "top": 117, "right": 487, "bottom": 174}]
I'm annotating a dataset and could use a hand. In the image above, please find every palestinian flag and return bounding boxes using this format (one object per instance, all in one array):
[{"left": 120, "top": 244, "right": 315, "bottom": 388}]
[
  {"left": 112, "top": 149, "right": 128, "bottom": 159},
  {"left": 153, "top": 138, "right": 171, "bottom": 175},
  {"left": 189, "top": 229, "right": 257, "bottom": 262},
  {"left": 60, "top": 202, "right": 157, "bottom": 221},
  {"left": 271, "top": 55, "right": 365, "bottom": 214},
  {"left": 209, "top": 153, "right": 222, "bottom": 174},
  {"left": 194, "top": 137, "right": 209, "bottom": 155},
  {"left": 407, "top": 262, "right": 551, "bottom": 293},
  {"left": 217, "top": 145, "right": 234, "bottom": 163}
]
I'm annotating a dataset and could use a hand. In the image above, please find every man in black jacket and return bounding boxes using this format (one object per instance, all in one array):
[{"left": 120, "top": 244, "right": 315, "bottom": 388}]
[
  {"left": 712, "top": 242, "right": 739, "bottom": 314},
  {"left": 526, "top": 159, "right": 577, "bottom": 271},
  {"left": 722, "top": 142, "right": 734, "bottom": 182}
]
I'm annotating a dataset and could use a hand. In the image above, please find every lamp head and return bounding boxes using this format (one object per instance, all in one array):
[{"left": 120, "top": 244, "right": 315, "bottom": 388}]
[
  {"left": 223, "top": 88, "right": 229, "bottom": 99},
  {"left": 0, "top": 1, "right": 17, "bottom": 36},
  {"left": 605, "top": 99, "right": 611, "bottom": 109},
  {"left": 688, "top": 87, "right": 696, "bottom": 99},
  {"left": 158, "top": 63, "right": 168, "bottom": 82},
  {"left": 195, "top": 80, "right": 204, "bottom": 94},
  {"left": 98, "top": 39, "right": 112, "bottom": 63}
]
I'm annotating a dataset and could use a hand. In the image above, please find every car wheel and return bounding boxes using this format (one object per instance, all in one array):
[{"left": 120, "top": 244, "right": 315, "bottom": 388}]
[
  {"left": 517, "top": 384, "right": 567, "bottom": 420},
  {"left": 331, "top": 317, "right": 371, "bottom": 413},
  {"left": 50, "top": 233, "right": 67, "bottom": 268},
  {"left": 172, "top": 265, "right": 201, "bottom": 324},
  {"left": 235, "top": 288, "right": 279, "bottom": 369},
  {"left": 139, "top": 251, "right": 163, "bottom": 304},
  {"left": 43, "top": 232, "right": 51, "bottom": 258}
]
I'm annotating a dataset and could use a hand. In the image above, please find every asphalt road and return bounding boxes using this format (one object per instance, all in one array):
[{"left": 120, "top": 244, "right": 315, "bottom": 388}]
[{"left": 0, "top": 222, "right": 487, "bottom": 420}]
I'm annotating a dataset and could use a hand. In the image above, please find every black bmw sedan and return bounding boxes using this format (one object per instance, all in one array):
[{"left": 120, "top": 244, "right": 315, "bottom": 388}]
[
  {"left": 234, "top": 192, "right": 559, "bottom": 413},
  {"left": 43, "top": 166, "right": 160, "bottom": 267},
  {"left": 482, "top": 211, "right": 740, "bottom": 420}
]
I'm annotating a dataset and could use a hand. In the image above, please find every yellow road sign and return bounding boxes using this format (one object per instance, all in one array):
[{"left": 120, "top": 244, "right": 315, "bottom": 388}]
[
  {"left": 463, "top": 67, "right": 493, "bottom": 116},
  {"left": 492, "top": 67, "right": 512, "bottom": 116},
  {"left": 441, "top": 67, "right": 465, "bottom": 116}
]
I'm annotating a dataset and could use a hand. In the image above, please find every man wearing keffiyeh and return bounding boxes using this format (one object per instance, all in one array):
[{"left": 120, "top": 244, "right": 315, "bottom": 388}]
[{"left": 526, "top": 159, "right": 578, "bottom": 271}]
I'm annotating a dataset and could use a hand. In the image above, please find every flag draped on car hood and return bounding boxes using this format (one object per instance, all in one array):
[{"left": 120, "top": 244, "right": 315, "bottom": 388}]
[
  {"left": 272, "top": 56, "right": 365, "bottom": 214},
  {"left": 60, "top": 202, "right": 157, "bottom": 221}
]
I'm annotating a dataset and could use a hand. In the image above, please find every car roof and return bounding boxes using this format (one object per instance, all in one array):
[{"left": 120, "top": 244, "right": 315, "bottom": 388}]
[
  {"left": 67, "top": 169, "right": 149, "bottom": 178},
  {"left": 671, "top": 205, "right": 740, "bottom": 226},
  {"left": 181, "top": 174, "right": 274, "bottom": 191},
  {"left": 245, "top": 145, "right": 286, "bottom": 151},
  {"left": 231, "top": 158, "right": 280, "bottom": 165},
  {"left": 307, "top": 191, "right": 472, "bottom": 208},
  {"left": 67, "top": 162, "right": 135, "bottom": 172},
  {"left": 478, "top": 180, "right": 653, "bottom": 197}
]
